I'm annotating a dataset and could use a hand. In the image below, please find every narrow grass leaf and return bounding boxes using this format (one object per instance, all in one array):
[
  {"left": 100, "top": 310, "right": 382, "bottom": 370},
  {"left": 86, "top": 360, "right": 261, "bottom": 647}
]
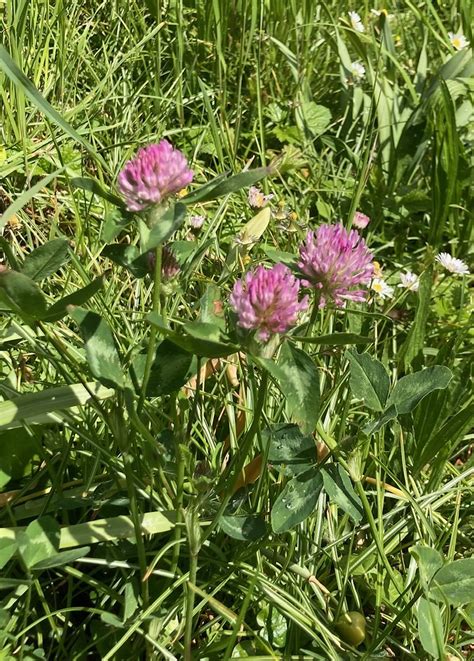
[
  {"left": 43, "top": 275, "right": 106, "bottom": 322},
  {"left": 0, "top": 169, "right": 63, "bottom": 231},
  {"left": 0, "top": 382, "right": 114, "bottom": 430},
  {"left": 414, "top": 402, "right": 474, "bottom": 472},
  {"left": 297, "top": 333, "right": 371, "bottom": 345},
  {"left": 398, "top": 267, "right": 433, "bottom": 368},
  {"left": 71, "top": 177, "right": 125, "bottom": 208},
  {"left": 31, "top": 547, "right": 91, "bottom": 571},
  {"left": 182, "top": 167, "right": 271, "bottom": 205},
  {"left": 0, "top": 46, "right": 105, "bottom": 167}
]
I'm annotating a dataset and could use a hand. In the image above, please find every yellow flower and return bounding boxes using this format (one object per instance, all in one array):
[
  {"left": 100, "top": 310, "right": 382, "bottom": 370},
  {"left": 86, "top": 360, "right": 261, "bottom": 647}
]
[{"left": 372, "top": 261, "right": 383, "bottom": 278}]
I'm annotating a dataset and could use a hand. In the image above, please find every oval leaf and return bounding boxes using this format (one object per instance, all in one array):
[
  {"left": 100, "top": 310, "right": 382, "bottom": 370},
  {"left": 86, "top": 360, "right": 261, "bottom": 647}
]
[
  {"left": 266, "top": 423, "right": 316, "bottom": 475},
  {"left": 321, "top": 464, "right": 363, "bottom": 523},
  {"left": 0, "top": 270, "right": 47, "bottom": 320},
  {"left": 429, "top": 558, "right": 474, "bottom": 606},
  {"left": 21, "top": 239, "right": 71, "bottom": 282},
  {"left": 271, "top": 467, "right": 323, "bottom": 533},
  {"left": 69, "top": 307, "right": 124, "bottom": 388},
  {"left": 346, "top": 349, "right": 390, "bottom": 412},
  {"left": 219, "top": 515, "right": 267, "bottom": 541},
  {"left": 18, "top": 517, "right": 60, "bottom": 570},
  {"left": 388, "top": 366, "right": 452, "bottom": 415},
  {"left": 261, "top": 343, "right": 320, "bottom": 435},
  {"left": 417, "top": 598, "right": 445, "bottom": 659},
  {"left": 145, "top": 340, "right": 194, "bottom": 396},
  {"left": 142, "top": 202, "right": 187, "bottom": 250}
]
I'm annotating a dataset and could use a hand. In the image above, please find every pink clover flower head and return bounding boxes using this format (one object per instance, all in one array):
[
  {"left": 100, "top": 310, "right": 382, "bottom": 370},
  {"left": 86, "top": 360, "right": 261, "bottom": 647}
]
[
  {"left": 298, "top": 223, "right": 374, "bottom": 307},
  {"left": 230, "top": 263, "right": 308, "bottom": 341},
  {"left": 118, "top": 140, "right": 193, "bottom": 212},
  {"left": 353, "top": 211, "right": 370, "bottom": 229},
  {"left": 161, "top": 245, "right": 181, "bottom": 281},
  {"left": 147, "top": 245, "right": 181, "bottom": 281}
]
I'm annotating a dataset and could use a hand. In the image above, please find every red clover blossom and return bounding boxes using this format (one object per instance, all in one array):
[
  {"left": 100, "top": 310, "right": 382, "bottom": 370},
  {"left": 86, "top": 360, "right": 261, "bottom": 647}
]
[
  {"left": 298, "top": 223, "right": 374, "bottom": 307},
  {"left": 118, "top": 140, "right": 193, "bottom": 212},
  {"left": 230, "top": 263, "right": 308, "bottom": 341}
]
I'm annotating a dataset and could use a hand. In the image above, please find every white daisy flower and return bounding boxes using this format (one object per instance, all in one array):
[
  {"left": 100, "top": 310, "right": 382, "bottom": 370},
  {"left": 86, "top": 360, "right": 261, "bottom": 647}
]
[
  {"left": 448, "top": 32, "right": 470, "bottom": 51},
  {"left": 248, "top": 186, "right": 274, "bottom": 209},
  {"left": 349, "top": 61, "right": 366, "bottom": 82},
  {"left": 348, "top": 11, "right": 365, "bottom": 33},
  {"left": 435, "top": 252, "right": 469, "bottom": 276},
  {"left": 398, "top": 271, "right": 419, "bottom": 292},
  {"left": 371, "top": 277, "right": 394, "bottom": 299}
]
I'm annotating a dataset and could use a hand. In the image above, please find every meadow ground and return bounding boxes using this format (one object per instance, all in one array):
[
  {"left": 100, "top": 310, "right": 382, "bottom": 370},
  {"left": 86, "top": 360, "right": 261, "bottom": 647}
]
[{"left": 0, "top": 1, "right": 473, "bottom": 658}]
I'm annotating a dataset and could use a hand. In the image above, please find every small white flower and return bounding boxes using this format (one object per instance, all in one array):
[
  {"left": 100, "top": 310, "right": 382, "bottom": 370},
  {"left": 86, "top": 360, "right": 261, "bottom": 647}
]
[
  {"left": 371, "top": 8, "right": 393, "bottom": 19},
  {"left": 398, "top": 271, "right": 419, "bottom": 292},
  {"left": 189, "top": 214, "right": 205, "bottom": 229},
  {"left": 435, "top": 252, "right": 469, "bottom": 276},
  {"left": 248, "top": 186, "right": 274, "bottom": 209},
  {"left": 349, "top": 61, "right": 366, "bottom": 82},
  {"left": 371, "top": 277, "right": 394, "bottom": 300},
  {"left": 348, "top": 11, "right": 365, "bottom": 33},
  {"left": 448, "top": 32, "right": 470, "bottom": 51},
  {"left": 353, "top": 210, "right": 370, "bottom": 228}
]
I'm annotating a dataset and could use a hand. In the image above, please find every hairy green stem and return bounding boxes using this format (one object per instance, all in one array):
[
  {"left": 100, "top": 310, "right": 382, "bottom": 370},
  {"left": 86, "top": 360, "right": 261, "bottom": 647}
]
[
  {"left": 138, "top": 244, "right": 163, "bottom": 412},
  {"left": 184, "top": 545, "right": 198, "bottom": 661}
]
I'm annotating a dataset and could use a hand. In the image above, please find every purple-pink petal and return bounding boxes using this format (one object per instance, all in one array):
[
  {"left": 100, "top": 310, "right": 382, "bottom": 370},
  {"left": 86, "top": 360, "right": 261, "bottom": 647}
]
[
  {"left": 117, "top": 140, "right": 193, "bottom": 212},
  {"left": 230, "top": 263, "right": 308, "bottom": 341},
  {"left": 298, "top": 223, "right": 374, "bottom": 307}
]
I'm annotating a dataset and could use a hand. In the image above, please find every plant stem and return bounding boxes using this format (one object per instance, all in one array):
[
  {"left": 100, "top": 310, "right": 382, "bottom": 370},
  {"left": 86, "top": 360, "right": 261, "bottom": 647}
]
[
  {"left": 184, "top": 544, "right": 198, "bottom": 661},
  {"left": 304, "top": 295, "right": 321, "bottom": 337},
  {"left": 203, "top": 369, "right": 269, "bottom": 543},
  {"left": 138, "top": 244, "right": 163, "bottom": 412},
  {"left": 169, "top": 414, "right": 186, "bottom": 577}
]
